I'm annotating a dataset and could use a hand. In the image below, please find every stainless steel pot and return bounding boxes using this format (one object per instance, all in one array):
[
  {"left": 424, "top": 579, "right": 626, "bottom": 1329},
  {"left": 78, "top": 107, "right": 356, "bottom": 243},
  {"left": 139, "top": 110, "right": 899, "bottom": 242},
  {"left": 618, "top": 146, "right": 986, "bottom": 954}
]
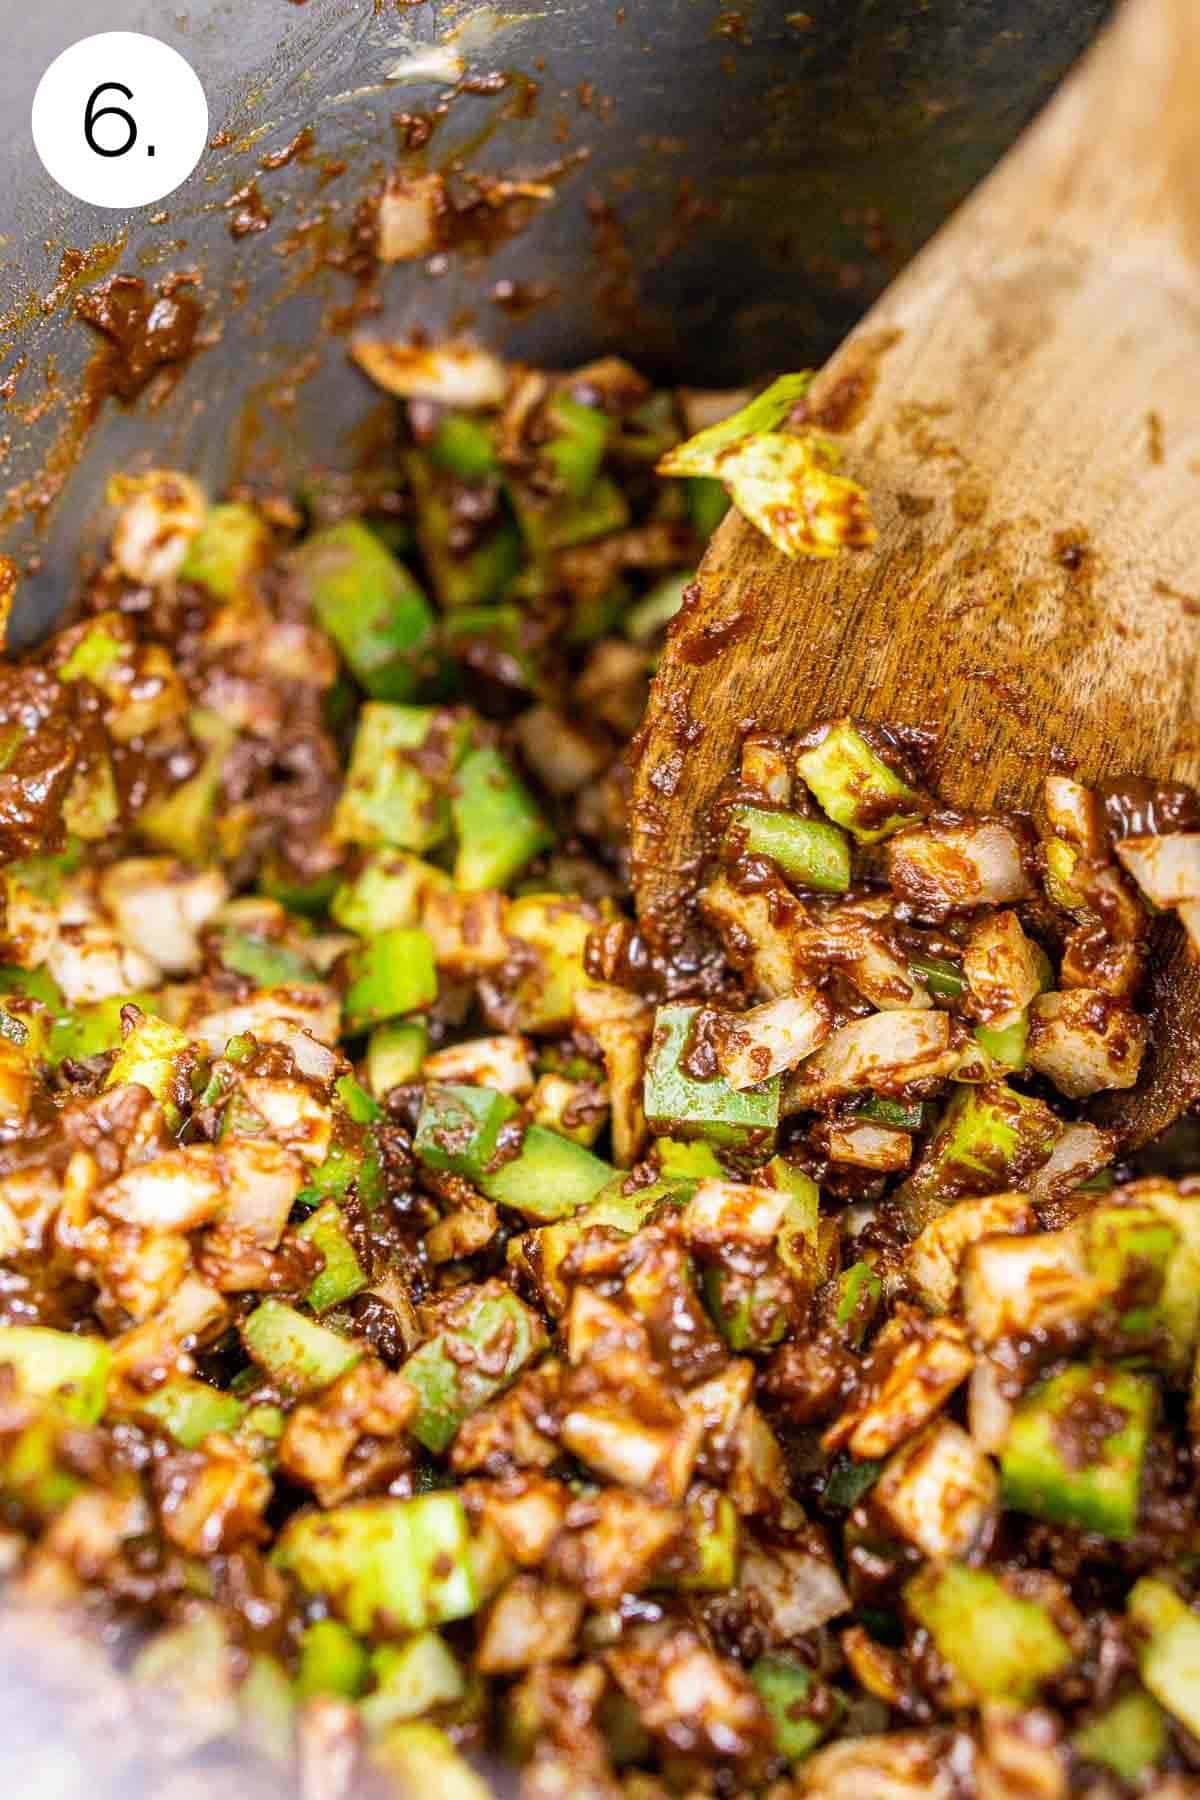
[{"left": 0, "top": 0, "right": 1111, "bottom": 1787}]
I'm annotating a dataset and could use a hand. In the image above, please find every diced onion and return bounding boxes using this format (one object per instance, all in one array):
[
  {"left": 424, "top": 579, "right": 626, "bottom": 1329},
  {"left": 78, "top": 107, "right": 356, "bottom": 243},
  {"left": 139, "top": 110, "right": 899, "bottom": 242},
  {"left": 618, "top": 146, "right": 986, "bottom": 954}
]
[
  {"left": 351, "top": 338, "right": 508, "bottom": 409},
  {"left": 1027, "top": 988, "right": 1146, "bottom": 1098},
  {"left": 715, "top": 989, "right": 831, "bottom": 1089},
  {"left": 784, "top": 1009, "right": 957, "bottom": 1108},
  {"left": 1115, "top": 832, "right": 1200, "bottom": 906},
  {"left": 887, "top": 819, "right": 1032, "bottom": 915},
  {"left": 377, "top": 173, "right": 445, "bottom": 263}
]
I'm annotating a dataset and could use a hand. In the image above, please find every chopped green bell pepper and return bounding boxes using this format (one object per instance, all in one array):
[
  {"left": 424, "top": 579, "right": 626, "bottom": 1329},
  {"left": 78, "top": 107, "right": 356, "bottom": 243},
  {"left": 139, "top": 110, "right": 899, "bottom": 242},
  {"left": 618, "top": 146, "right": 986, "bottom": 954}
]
[
  {"left": 342, "top": 927, "right": 438, "bottom": 1033},
  {"left": 299, "top": 1201, "right": 370, "bottom": 1314},
  {"left": 795, "top": 721, "right": 924, "bottom": 843},
  {"left": 361, "top": 1633, "right": 465, "bottom": 1736},
  {"left": 643, "top": 1002, "right": 780, "bottom": 1151},
  {"left": 0, "top": 1325, "right": 110, "bottom": 1424},
  {"left": 752, "top": 1654, "right": 841, "bottom": 1762},
  {"left": 179, "top": 502, "right": 270, "bottom": 601},
  {"left": 1073, "top": 1688, "right": 1168, "bottom": 1782},
  {"left": 297, "top": 1618, "right": 370, "bottom": 1701},
  {"left": 275, "top": 1492, "right": 479, "bottom": 1636},
  {"left": 1128, "top": 1578, "right": 1200, "bottom": 1741},
  {"left": 241, "top": 1299, "right": 362, "bottom": 1395},
  {"left": 136, "top": 1376, "right": 246, "bottom": 1448},
  {"left": 366, "top": 1017, "right": 429, "bottom": 1096},
  {"left": 1001, "top": 1364, "right": 1155, "bottom": 1540},
  {"left": 478, "top": 1124, "right": 612, "bottom": 1221},
  {"left": 451, "top": 747, "right": 552, "bottom": 892},
  {"left": 294, "top": 520, "right": 438, "bottom": 701},
  {"left": 727, "top": 803, "right": 850, "bottom": 893},
  {"left": 334, "top": 704, "right": 461, "bottom": 853},
  {"left": 904, "top": 1562, "right": 1072, "bottom": 1702},
  {"left": 414, "top": 1083, "right": 519, "bottom": 1183}
]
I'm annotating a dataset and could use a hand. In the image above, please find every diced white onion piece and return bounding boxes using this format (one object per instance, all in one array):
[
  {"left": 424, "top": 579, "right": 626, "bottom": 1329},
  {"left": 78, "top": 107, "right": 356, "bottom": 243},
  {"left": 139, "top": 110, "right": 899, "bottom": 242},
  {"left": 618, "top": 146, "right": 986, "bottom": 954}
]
[
  {"left": 784, "top": 1009, "right": 956, "bottom": 1109},
  {"left": 962, "top": 1227, "right": 1090, "bottom": 1347},
  {"left": 350, "top": 338, "right": 508, "bottom": 408},
  {"left": 109, "top": 470, "right": 207, "bottom": 586},
  {"left": 967, "top": 1357, "right": 1015, "bottom": 1456},
  {"left": 794, "top": 902, "right": 931, "bottom": 1011},
  {"left": 681, "top": 1179, "right": 788, "bottom": 1249},
  {"left": 99, "top": 858, "right": 228, "bottom": 976},
  {"left": 186, "top": 987, "right": 341, "bottom": 1054},
  {"left": 801, "top": 1731, "right": 957, "bottom": 1800},
  {"left": 715, "top": 989, "right": 831, "bottom": 1089},
  {"left": 98, "top": 1148, "right": 226, "bottom": 1231},
  {"left": 1027, "top": 1121, "right": 1115, "bottom": 1203},
  {"left": 737, "top": 1540, "right": 849, "bottom": 1640},
  {"left": 422, "top": 889, "right": 509, "bottom": 976},
  {"left": 559, "top": 1403, "right": 701, "bottom": 1503},
  {"left": 1027, "top": 988, "right": 1146, "bottom": 1097},
  {"left": 221, "top": 1140, "right": 304, "bottom": 1246},
  {"left": 872, "top": 1420, "right": 997, "bottom": 1561},
  {"left": 1043, "top": 774, "right": 1103, "bottom": 854},
  {"left": 422, "top": 1034, "right": 535, "bottom": 1097},
  {"left": 476, "top": 1577, "right": 583, "bottom": 1675},
  {"left": 377, "top": 173, "right": 445, "bottom": 262},
  {"left": 906, "top": 1192, "right": 1035, "bottom": 1313},
  {"left": 823, "top": 1313, "right": 973, "bottom": 1461},
  {"left": 700, "top": 871, "right": 808, "bottom": 1000},
  {"left": 513, "top": 705, "right": 609, "bottom": 797},
  {"left": 739, "top": 737, "right": 792, "bottom": 806},
  {"left": 1115, "top": 832, "right": 1200, "bottom": 906},
  {"left": 962, "top": 909, "right": 1044, "bottom": 1026},
  {"left": 257, "top": 1021, "right": 340, "bottom": 1083},
  {"left": 46, "top": 925, "right": 161, "bottom": 1004},
  {"left": 240, "top": 1079, "right": 334, "bottom": 1166},
  {"left": 887, "top": 819, "right": 1032, "bottom": 914},
  {"left": 825, "top": 1120, "right": 912, "bottom": 1172}
]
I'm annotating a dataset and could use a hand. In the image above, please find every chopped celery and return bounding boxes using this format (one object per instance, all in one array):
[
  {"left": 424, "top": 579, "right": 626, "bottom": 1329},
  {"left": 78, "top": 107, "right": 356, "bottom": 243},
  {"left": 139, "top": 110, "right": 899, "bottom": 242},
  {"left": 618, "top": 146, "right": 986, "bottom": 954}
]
[
  {"left": 49, "top": 993, "right": 154, "bottom": 1066},
  {"left": 659, "top": 375, "right": 874, "bottom": 560},
  {"left": 542, "top": 393, "right": 610, "bottom": 499},
  {"left": 1001, "top": 1364, "right": 1154, "bottom": 1539},
  {"left": 686, "top": 476, "right": 730, "bottom": 538},
  {"left": 1128, "top": 1578, "right": 1200, "bottom": 1740},
  {"left": 752, "top": 1655, "right": 839, "bottom": 1761},
  {"left": 342, "top": 927, "right": 438, "bottom": 1033},
  {"left": 908, "top": 953, "right": 965, "bottom": 998},
  {"left": 899, "top": 1082, "right": 1061, "bottom": 1227},
  {"left": 674, "top": 1489, "right": 739, "bottom": 1592},
  {"left": 334, "top": 704, "right": 459, "bottom": 853},
  {"left": 297, "top": 1618, "right": 370, "bottom": 1701},
  {"left": 643, "top": 1003, "right": 780, "bottom": 1150},
  {"left": 505, "top": 894, "right": 596, "bottom": 1033},
  {"left": 140, "top": 710, "right": 235, "bottom": 862},
  {"left": 451, "top": 748, "right": 552, "bottom": 891},
  {"left": 104, "top": 1012, "right": 192, "bottom": 1124},
  {"left": 1073, "top": 1688, "right": 1167, "bottom": 1782},
  {"left": 727, "top": 804, "right": 850, "bottom": 893},
  {"left": 217, "top": 929, "right": 316, "bottom": 988},
  {"left": 299, "top": 1202, "right": 370, "bottom": 1313},
  {"left": 241, "top": 1299, "right": 362, "bottom": 1395},
  {"left": 137, "top": 1377, "right": 245, "bottom": 1448},
  {"left": 361, "top": 1633, "right": 465, "bottom": 1735},
  {"left": 414, "top": 1083, "right": 519, "bottom": 1183},
  {"left": 835, "top": 1261, "right": 882, "bottom": 1346},
  {"left": 402, "top": 1284, "right": 545, "bottom": 1453},
  {"left": 0, "top": 1325, "right": 110, "bottom": 1423},
  {"left": 428, "top": 412, "right": 499, "bottom": 481},
  {"left": 179, "top": 502, "right": 270, "bottom": 601},
  {"left": 275, "top": 1492, "right": 479, "bottom": 1635},
  {"left": 904, "top": 1562, "right": 1072, "bottom": 1702},
  {"left": 975, "top": 1014, "right": 1029, "bottom": 1071},
  {"left": 478, "top": 1124, "right": 612, "bottom": 1221},
  {"left": 294, "top": 520, "right": 437, "bottom": 701},
  {"left": 367, "top": 1017, "right": 429, "bottom": 1096},
  {"left": 795, "top": 721, "right": 924, "bottom": 842}
]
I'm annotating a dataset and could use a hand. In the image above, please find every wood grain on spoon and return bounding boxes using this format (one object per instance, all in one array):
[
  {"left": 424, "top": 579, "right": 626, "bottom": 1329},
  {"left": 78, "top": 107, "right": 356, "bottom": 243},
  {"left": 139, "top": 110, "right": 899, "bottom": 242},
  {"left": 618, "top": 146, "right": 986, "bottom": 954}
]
[{"left": 631, "top": 0, "right": 1200, "bottom": 1148}]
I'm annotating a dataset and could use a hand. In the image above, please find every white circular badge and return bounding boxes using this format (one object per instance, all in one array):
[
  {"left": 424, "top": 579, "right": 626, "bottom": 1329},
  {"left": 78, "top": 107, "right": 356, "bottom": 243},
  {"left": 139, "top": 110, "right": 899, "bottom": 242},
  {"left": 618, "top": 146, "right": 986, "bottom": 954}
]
[{"left": 31, "top": 33, "right": 208, "bottom": 210}]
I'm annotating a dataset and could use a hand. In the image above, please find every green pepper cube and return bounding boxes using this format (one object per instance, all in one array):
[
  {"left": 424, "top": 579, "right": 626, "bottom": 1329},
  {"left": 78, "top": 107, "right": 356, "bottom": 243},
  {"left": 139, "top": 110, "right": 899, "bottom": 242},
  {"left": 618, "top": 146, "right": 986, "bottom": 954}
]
[
  {"left": 834, "top": 1260, "right": 883, "bottom": 1346},
  {"left": 1073, "top": 1688, "right": 1168, "bottom": 1783},
  {"left": 179, "top": 502, "right": 271, "bottom": 602},
  {"left": 367, "top": 1018, "right": 429, "bottom": 1097},
  {"left": 299, "top": 1202, "right": 370, "bottom": 1314},
  {"left": 542, "top": 394, "right": 611, "bottom": 499},
  {"left": 904, "top": 1562, "right": 1073, "bottom": 1702},
  {"left": 451, "top": 748, "right": 552, "bottom": 892},
  {"left": 1085, "top": 1204, "right": 1177, "bottom": 1343},
  {"left": 140, "top": 710, "right": 236, "bottom": 862},
  {"left": 297, "top": 1619, "right": 370, "bottom": 1702},
  {"left": 1128, "top": 1577, "right": 1200, "bottom": 1741},
  {"left": 655, "top": 1138, "right": 724, "bottom": 1184},
  {"left": 332, "top": 851, "right": 449, "bottom": 938},
  {"left": 478, "top": 1124, "right": 612, "bottom": 1221},
  {"left": 334, "top": 704, "right": 456, "bottom": 853},
  {"left": 428, "top": 412, "right": 500, "bottom": 481},
  {"left": 674, "top": 1489, "right": 739, "bottom": 1591},
  {"left": 0, "top": 1325, "right": 110, "bottom": 1424},
  {"left": 137, "top": 1376, "right": 246, "bottom": 1448},
  {"left": 752, "top": 1654, "right": 840, "bottom": 1762},
  {"left": 414, "top": 1083, "right": 519, "bottom": 1184},
  {"left": 342, "top": 928, "right": 437, "bottom": 1033},
  {"left": 217, "top": 930, "right": 317, "bottom": 989},
  {"left": 908, "top": 953, "right": 965, "bottom": 998},
  {"left": 274, "top": 1492, "right": 479, "bottom": 1636},
  {"left": 795, "top": 720, "right": 924, "bottom": 843},
  {"left": 49, "top": 993, "right": 155, "bottom": 1067},
  {"left": 293, "top": 520, "right": 437, "bottom": 701},
  {"left": 726, "top": 804, "right": 850, "bottom": 893},
  {"left": 361, "top": 1633, "right": 465, "bottom": 1736},
  {"left": 241, "top": 1299, "right": 362, "bottom": 1396},
  {"left": 105, "top": 1012, "right": 192, "bottom": 1121},
  {"left": 975, "top": 1014, "right": 1029, "bottom": 1071},
  {"left": 644, "top": 1003, "right": 780, "bottom": 1150},
  {"left": 505, "top": 895, "right": 596, "bottom": 1033},
  {"left": 1001, "top": 1364, "right": 1155, "bottom": 1540},
  {"left": 899, "top": 1081, "right": 1061, "bottom": 1229},
  {"left": 401, "top": 1284, "right": 547, "bottom": 1454},
  {"left": 406, "top": 449, "right": 524, "bottom": 611}
]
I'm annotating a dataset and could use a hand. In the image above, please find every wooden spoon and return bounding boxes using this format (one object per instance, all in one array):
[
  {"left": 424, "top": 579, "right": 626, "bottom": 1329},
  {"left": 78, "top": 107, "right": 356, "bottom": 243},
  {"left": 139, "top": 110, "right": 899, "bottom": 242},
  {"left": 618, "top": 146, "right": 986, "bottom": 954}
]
[{"left": 630, "top": 0, "right": 1200, "bottom": 1149}]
